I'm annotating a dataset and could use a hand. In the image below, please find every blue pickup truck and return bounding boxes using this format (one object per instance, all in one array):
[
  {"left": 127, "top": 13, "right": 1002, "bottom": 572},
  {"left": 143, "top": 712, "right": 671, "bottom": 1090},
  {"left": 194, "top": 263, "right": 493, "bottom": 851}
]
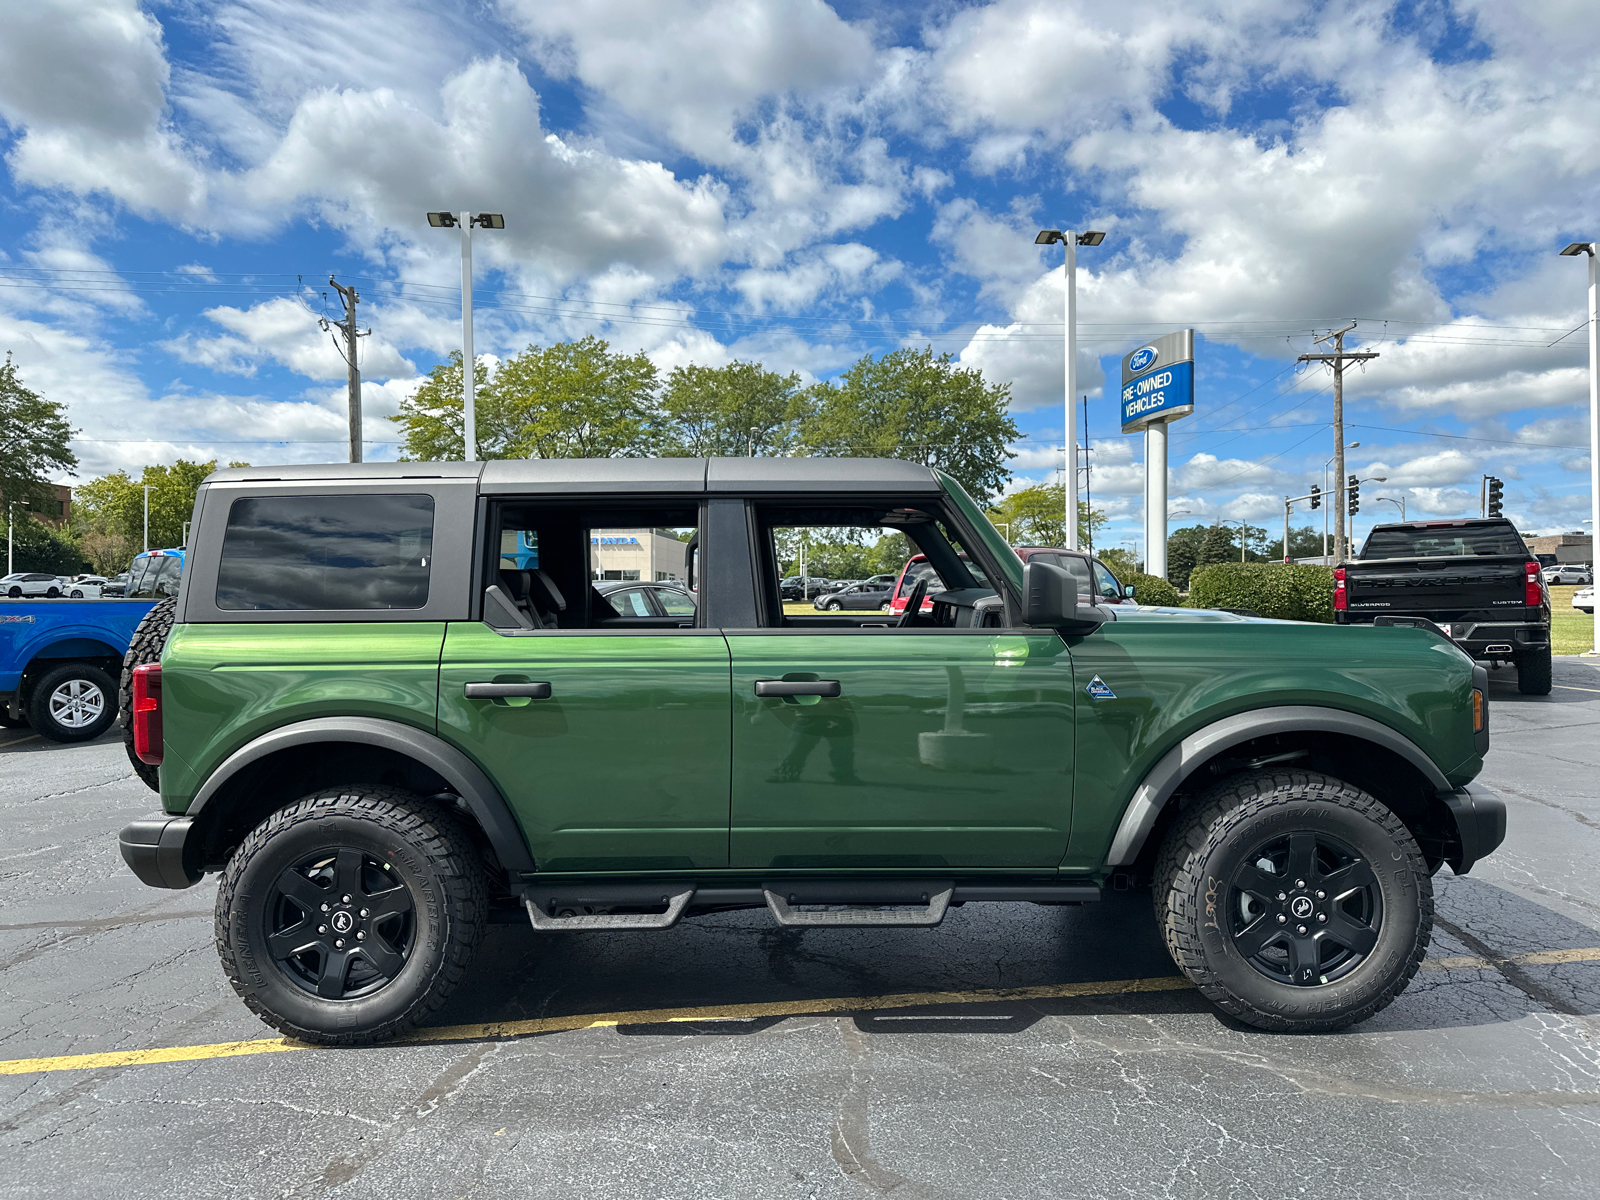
[{"left": 1, "top": 548, "right": 183, "bottom": 742}]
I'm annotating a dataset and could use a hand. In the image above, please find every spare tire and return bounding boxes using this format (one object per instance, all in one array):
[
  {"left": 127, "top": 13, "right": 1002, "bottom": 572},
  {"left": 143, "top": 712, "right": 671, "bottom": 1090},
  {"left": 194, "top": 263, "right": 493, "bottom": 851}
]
[{"left": 119, "top": 596, "right": 177, "bottom": 792}]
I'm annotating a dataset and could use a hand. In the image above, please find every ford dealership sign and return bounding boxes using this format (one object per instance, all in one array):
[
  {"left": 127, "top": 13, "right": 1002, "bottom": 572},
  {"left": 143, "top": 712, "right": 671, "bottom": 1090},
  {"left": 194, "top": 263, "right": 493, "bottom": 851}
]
[{"left": 1120, "top": 329, "right": 1195, "bottom": 432}]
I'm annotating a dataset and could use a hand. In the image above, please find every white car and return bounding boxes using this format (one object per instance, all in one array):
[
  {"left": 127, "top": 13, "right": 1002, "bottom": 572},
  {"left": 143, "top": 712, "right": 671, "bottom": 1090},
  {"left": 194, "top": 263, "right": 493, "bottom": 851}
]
[
  {"left": 1543, "top": 563, "right": 1593, "bottom": 585},
  {"left": 65, "top": 574, "right": 109, "bottom": 598},
  {"left": 1574, "top": 585, "right": 1595, "bottom": 615},
  {"left": 1, "top": 572, "right": 67, "bottom": 598}
]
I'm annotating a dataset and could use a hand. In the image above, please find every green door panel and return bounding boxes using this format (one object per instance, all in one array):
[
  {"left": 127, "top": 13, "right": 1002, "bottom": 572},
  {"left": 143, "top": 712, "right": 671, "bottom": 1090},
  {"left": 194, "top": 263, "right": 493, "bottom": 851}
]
[
  {"left": 159, "top": 622, "right": 448, "bottom": 810},
  {"left": 728, "top": 631, "right": 1074, "bottom": 870},
  {"left": 437, "top": 624, "right": 731, "bottom": 872},
  {"left": 1062, "top": 614, "right": 1481, "bottom": 874}
]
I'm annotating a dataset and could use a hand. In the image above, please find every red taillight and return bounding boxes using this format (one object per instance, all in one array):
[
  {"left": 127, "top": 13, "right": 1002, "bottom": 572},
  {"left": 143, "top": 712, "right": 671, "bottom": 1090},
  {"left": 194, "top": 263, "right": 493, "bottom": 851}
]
[
  {"left": 1334, "top": 566, "right": 1347, "bottom": 611},
  {"left": 132, "top": 663, "right": 163, "bottom": 766},
  {"left": 1524, "top": 561, "right": 1543, "bottom": 607}
]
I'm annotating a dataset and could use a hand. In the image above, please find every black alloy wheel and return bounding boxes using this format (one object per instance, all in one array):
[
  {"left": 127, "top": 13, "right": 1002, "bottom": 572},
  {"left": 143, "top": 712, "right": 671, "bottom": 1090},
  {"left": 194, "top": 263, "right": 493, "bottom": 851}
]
[
  {"left": 45, "top": 587, "right": 59, "bottom": 598},
  {"left": 267, "top": 847, "right": 416, "bottom": 1000},
  {"left": 7, "top": 587, "right": 19, "bottom": 598},
  {"left": 1226, "top": 830, "right": 1380, "bottom": 987}
]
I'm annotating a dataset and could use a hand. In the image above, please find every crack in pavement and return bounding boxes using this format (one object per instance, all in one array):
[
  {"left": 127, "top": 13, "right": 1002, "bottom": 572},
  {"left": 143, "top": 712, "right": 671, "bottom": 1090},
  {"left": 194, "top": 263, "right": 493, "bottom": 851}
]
[
  {"left": 1435, "top": 916, "right": 1585, "bottom": 1018},
  {"left": 1496, "top": 783, "right": 1600, "bottom": 833},
  {"left": 831, "top": 1018, "right": 945, "bottom": 1198}
]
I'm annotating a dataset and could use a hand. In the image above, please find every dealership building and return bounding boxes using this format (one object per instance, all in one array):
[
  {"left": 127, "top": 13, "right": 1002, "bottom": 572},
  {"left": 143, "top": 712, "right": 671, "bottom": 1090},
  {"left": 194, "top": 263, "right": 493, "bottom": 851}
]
[{"left": 590, "top": 529, "right": 692, "bottom": 582}]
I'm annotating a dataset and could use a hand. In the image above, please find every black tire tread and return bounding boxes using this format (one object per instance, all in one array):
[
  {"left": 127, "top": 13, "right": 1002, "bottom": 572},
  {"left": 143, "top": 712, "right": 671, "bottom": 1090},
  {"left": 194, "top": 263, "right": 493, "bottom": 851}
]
[
  {"left": 118, "top": 596, "right": 176, "bottom": 791},
  {"left": 1153, "top": 768, "right": 1433, "bottom": 1032},
  {"left": 214, "top": 786, "right": 486, "bottom": 1046}
]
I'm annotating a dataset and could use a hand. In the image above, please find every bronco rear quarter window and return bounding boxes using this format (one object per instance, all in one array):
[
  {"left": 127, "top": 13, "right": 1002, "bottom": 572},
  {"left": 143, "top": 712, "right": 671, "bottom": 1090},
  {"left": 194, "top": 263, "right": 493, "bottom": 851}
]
[{"left": 215, "top": 495, "right": 434, "bottom": 610}]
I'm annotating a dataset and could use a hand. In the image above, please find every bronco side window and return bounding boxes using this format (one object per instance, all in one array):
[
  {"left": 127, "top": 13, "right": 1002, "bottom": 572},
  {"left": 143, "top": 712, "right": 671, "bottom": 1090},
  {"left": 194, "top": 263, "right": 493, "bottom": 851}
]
[
  {"left": 214, "top": 494, "right": 434, "bottom": 610},
  {"left": 485, "top": 500, "right": 699, "bottom": 630}
]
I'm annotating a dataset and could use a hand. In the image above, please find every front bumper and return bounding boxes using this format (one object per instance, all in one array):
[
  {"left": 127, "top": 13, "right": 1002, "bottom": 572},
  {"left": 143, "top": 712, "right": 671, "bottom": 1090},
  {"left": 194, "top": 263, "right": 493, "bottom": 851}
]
[
  {"left": 118, "top": 814, "right": 202, "bottom": 889},
  {"left": 1437, "top": 783, "right": 1507, "bottom": 875}
]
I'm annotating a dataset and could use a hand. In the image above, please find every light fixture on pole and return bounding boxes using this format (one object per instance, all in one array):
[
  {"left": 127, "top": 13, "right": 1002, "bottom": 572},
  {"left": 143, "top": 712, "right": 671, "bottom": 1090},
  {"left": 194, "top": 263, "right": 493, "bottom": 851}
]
[
  {"left": 1347, "top": 475, "right": 1386, "bottom": 548},
  {"left": 427, "top": 211, "right": 505, "bottom": 463},
  {"left": 1035, "top": 227, "right": 1105, "bottom": 550},
  {"left": 1373, "top": 495, "right": 1407, "bottom": 520},
  {"left": 142, "top": 485, "right": 154, "bottom": 552},
  {"left": 1216, "top": 516, "right": 1252, "bottom": 562},
  {"left": 1561, "top": 240, "right": 1599, "bottom": 655}
]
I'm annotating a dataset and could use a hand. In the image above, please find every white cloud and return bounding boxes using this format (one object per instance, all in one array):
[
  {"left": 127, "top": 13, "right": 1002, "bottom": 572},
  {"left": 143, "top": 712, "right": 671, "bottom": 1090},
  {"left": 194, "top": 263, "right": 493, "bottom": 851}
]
[{"left": 159, "top": 296, "right": 415, "bottom": 380}]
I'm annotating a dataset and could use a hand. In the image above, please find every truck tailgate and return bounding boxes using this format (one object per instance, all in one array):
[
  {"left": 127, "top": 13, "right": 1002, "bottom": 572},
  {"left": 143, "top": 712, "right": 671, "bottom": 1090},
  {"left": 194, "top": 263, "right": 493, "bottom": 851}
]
[{"left": 1345, "top": 557, "right": 1526, "bottom": 620}]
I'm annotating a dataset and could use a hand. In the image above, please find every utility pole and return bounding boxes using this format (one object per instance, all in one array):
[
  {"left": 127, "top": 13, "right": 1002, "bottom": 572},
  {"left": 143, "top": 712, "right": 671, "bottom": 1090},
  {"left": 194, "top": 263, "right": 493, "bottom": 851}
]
[
  {"left": 1081, "top": 395, "right": 1092, "bottom": 553},
  {"left": 324, "top": 277, "right": 370, "bottom": 464},
  {"left": 1300, "top": 324, "right": 1378, "bottom": 565},
  {"left": 142, "top": 485, "right": 153, "bottom": 552}
]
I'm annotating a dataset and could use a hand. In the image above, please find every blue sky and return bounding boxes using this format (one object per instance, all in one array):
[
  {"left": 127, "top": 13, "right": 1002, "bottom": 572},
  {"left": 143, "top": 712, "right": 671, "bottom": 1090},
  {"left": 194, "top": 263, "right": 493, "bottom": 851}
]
[{"left": 1, "top": 0, "right": 1596, "bottom": 553}]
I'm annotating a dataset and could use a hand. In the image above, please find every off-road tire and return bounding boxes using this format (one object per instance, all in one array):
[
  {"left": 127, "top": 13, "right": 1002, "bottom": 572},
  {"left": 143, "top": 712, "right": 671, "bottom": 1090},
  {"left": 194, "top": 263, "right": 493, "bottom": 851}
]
[
  {"left": 1516, "top": 645, "right": 1552, "bottom": 696},
  {"left": 27, "top": 662, "right": 118, "bottom": 742},
  {"left": 215, "top": 787, "right": 486, "bottom": 1046},
  {"left": 1153, "top": 769, "right": 1432, "bottom": 1032},
  {"left": 118, "top": 596, "right": 176, "bottom": 791}
]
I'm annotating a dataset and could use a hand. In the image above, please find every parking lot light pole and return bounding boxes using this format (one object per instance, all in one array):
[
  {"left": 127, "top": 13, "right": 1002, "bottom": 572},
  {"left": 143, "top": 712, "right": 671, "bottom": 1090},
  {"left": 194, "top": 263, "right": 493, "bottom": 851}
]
[
  {"left": 428, "top": 211, "right": 505, "bottom": 462},
  {"left": 142, "top": 486, "right": 154, "bottom": 552},
  {"left": 1560, "top": 241, "right": 1599, "bottom": 654},
  {"left": 1374, "top": 495, "right": 1406, "bottom": 520},
  {"left": 1035, "top": 228, "right": 1105, "bottom": 549}
]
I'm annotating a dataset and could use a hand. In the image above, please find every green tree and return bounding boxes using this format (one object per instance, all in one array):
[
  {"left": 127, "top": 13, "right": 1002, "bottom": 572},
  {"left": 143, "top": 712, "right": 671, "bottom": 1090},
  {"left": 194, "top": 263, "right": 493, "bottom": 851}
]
[
  {"left": 496, "top": 337, "right": 659, "bottom": 459},
  {"left": 661, "top": 361, "right": 807, "bottom": 457},
  {"left": 391, "top": 352, "right": 508, "bottom": 461},
  {"left": 1165, "top": 524, "right": 1209, "bottom": 590},
  {"left": 1196, "top": 522, "right": 1237, "bottom": 570},
  {"left": 0, "top": 353, "right": 76, "bottom": 511},
  {"left": 801, "top": 347, "right": 1019, "bottom": 503},
  {"left": 73, "top": 459, "right": 231, "bottom": 560},
  {"left": 985, "top": 482, "right": 1105, "bottom": 548},
  {"left": 5, "top": 514, "right": 82, "bottom": 574}
]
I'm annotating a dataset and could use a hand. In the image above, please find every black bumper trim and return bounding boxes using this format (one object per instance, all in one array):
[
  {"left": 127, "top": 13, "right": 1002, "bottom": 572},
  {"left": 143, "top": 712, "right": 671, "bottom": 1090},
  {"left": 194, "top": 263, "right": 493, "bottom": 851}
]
[
  {"left": 118, "top": 814, "right": 203, "bottom": 889},
  {"left": 1439, "top": 783, "right": 1507, "bottom": 875}
]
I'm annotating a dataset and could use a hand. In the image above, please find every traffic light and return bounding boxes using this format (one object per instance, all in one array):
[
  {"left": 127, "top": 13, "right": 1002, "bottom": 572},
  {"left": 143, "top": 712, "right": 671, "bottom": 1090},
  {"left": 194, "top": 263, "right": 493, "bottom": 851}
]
[
  {"left": 1309, "top": 484, "right": 1321, "bottom": 510},
  {"left": 1487, "top": 476, "right": 1504, "bottom": 517},
  {"left": 1347, "top": 475, "right": 1360, "bottom": 515}
]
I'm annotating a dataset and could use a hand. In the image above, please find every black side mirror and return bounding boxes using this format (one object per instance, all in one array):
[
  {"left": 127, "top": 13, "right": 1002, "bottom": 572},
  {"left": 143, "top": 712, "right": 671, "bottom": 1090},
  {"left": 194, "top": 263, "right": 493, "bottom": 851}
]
[{"left": 1022, "top": 560, "right": 1106, "bottom": 634}]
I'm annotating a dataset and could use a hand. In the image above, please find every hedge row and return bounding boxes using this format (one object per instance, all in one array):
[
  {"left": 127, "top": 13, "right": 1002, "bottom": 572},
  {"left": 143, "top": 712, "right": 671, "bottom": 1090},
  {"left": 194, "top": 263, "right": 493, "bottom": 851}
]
[
  {"left": 1184, "top": 562, "right": 1336, "bottom": 623},
  {"left": 1123, "top": 571, "right": 1183, "bottom": 607}
]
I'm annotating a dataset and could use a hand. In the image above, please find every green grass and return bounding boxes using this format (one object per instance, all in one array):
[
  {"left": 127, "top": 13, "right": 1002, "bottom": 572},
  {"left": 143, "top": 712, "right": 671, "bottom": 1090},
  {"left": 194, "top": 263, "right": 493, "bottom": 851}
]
[{"left": 1549, "top": 585, "right": 1595, "bottom": 655}]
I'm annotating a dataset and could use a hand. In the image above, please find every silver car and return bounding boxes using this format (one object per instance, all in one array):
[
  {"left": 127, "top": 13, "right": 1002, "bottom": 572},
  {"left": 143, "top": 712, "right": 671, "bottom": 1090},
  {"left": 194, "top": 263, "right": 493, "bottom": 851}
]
[
  {"left": 1574, "top": 585, "right": 1595, "bottom": 615},
  {"left": 1, "top": 572, "right": 66, "bottom": 598}
]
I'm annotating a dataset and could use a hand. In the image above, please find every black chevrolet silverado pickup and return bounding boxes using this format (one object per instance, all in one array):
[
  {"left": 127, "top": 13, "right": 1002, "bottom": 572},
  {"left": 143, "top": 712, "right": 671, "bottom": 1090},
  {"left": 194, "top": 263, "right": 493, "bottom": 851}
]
[{"left": 1336, "top": 517, "right": 1552, "bottom": 695}]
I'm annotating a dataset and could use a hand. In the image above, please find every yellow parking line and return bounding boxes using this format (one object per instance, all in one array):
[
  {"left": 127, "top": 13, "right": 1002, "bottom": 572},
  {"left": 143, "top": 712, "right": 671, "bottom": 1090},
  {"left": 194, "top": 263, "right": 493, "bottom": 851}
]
[
  {"left": 1553, "top": 685, "right": 1600, "bottom": 694},
  {"left": 0, "top": 734, "right": 40, "bottom": 749},
  {"left": 0, "top": 974, "right": 1193, "bottom": 1077},
  {"left": 5, "top": 946, "right": 1599, "bottom": 1078}
]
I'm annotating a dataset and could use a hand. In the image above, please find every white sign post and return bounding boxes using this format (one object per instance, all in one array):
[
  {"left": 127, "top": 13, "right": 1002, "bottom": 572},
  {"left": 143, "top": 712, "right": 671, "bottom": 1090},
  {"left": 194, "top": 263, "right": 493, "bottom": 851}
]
[{"left": 1121, "top": 330, "right": 1196, "bottom": 581}]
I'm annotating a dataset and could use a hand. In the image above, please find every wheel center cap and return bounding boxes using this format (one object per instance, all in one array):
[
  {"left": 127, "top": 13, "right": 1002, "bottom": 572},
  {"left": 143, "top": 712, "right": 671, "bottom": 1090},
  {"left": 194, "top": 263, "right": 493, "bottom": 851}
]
[
  {"left": 330, "top": 909, "right": 355, "bottom": 934},
  {"left": 1290, "top": 895, "right": 1314, "bottom": 919}
]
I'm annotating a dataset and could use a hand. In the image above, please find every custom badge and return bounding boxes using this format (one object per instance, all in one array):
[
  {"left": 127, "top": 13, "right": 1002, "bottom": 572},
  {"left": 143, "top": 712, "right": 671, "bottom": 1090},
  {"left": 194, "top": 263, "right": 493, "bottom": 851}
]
[{"left": 1084, "top": 675, "right": 1116, "bottom": 700}]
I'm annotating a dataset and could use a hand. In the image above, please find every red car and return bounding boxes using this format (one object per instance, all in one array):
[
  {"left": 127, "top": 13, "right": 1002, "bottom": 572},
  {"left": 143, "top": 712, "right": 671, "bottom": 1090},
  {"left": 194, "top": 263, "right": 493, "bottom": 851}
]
[{"left": 886, "top": 546, "right": 1134, "bottom": 616}]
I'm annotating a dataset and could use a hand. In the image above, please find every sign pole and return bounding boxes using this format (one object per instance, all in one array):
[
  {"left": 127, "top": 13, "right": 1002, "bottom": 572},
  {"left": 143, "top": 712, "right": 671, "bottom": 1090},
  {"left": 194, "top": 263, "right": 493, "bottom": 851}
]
[
  {"left": 1121, "top": 329, "right": 1195, "bottom": 582},
  {"left": 1588, "top": 244, "right": 1599, "bottom": 655},
  {"left": 1147, "top": 421, "right": 1168, "bottom": 580}
]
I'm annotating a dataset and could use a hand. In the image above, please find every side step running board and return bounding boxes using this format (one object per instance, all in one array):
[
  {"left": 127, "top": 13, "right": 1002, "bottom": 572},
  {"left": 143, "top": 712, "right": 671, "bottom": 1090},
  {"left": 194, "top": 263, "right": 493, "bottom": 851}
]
[
  {"left": 763, "top": 879, "right": 954, "bottom": 927},
  {"left": 524, "top": 883, "right": 694, "bottom": 931}
]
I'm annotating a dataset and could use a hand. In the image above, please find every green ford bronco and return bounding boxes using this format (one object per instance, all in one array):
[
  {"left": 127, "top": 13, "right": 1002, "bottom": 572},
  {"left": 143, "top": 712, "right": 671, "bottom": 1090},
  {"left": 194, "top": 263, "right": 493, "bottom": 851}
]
[{"left": 117, "top": 459, "right": 1504, "bottom": 1044}]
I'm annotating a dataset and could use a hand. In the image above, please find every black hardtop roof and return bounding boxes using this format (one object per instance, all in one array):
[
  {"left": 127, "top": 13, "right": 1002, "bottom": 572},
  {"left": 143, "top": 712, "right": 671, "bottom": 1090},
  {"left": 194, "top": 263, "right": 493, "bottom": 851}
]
[
  {"left": 1367, "top": 517, "right": 1518, "bottom": 531},
  {"left": 207, "top": 457, "right": 944, "bottom": 495}
]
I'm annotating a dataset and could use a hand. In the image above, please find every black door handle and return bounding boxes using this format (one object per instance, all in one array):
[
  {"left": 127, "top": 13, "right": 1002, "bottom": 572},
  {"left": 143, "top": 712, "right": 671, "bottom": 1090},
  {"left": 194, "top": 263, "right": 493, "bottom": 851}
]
[
  {"left": 754, "top": 680, "right": 841, "bottom": 698},
  {"left": 464, "top": 681, "right": 553, "bottom": 699}
]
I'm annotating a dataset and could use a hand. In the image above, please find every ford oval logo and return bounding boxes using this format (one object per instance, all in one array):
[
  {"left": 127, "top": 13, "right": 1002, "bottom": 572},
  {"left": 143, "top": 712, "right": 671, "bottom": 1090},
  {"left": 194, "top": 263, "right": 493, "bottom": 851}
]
[{"left": 1128, "top": 345, "right": 1158, "bottom": 373}]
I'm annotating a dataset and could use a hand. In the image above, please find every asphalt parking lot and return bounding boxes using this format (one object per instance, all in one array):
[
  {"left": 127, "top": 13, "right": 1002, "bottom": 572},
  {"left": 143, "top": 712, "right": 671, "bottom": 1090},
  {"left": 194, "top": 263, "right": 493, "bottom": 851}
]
[{"left": 3, "top": 660, "right": 1599, "bottom": 1199}]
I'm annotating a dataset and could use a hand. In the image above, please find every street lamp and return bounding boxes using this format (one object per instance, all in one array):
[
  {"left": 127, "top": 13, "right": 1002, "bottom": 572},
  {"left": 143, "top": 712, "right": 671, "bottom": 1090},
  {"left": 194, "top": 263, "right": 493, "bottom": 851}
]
[
  {"left": 427, "top": 211, "right": 506, "bottom": 462},
  {"left": 1373, "top": 495, "right": 1407, "bottom": 520},
  {"left": 1348, "top": 475, "right": 1386, "bottom": 549},
  {"left": 1561, "top": 240, "right": 1599, "bottom": 655},
  {"left": 1216, "top": 517, "right": 1254, "bottom": 563},
  {"left": 1036, "top": 227, "right": 1106, "bottom": 550}
]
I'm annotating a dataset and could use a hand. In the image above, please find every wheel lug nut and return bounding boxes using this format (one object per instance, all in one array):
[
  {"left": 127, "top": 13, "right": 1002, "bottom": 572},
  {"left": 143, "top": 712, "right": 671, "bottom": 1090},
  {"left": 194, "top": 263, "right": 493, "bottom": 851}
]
[
  {"left": 1295, "top": 879, "right": 1306, "bottom": 888},
  {"left": 359, "top": 909, "right": 369, "bottom": 918},
  {"left": 321, "top": 903, "right": 330, "bottom": 912},
  {"left": 1317, "top": 913, "right": 1327, "bottom": 923},
  {"left": 1316, "top": 890, "right": 1326, "bottom": 900},
  {"left": 342, "top": 895, "right": 352, "bottom": 903},
  {"left": 1297, "top": 925, "right": 1308, "bottom": 935},
  {"left": 335, "top": 939, "right": 345, "bottom": 949},
  {"left": 356, "top": 931, "right": 366, "bottom": 940},
  {"left": 1277, "top": 892, "right": 1287, "bottom": 901},
  {"left": 318, "top": 925, "right": 327, "bottom": 934},
  {"left": 1277, "top": 914, "right": 1287, "bottom": 924}
]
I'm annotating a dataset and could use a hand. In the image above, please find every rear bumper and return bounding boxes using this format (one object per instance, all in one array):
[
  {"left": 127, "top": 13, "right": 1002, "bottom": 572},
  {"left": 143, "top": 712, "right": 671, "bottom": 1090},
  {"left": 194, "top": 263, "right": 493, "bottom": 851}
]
[
  {"left": 1437, "top": 783, "right": 1507, "bottom": 875},
  {"left": 118, "top": 814, "right": 202, "bottom": 889}
]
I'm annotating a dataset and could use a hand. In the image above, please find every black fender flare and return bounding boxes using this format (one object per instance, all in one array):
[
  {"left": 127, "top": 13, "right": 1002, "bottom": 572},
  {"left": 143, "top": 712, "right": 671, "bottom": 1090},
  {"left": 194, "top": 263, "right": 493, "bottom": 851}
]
[
  {"left": 1103, "top": 705, "right": 1452, "bottom": 868},
  {"left": 188, "top": 716, "right": 536, "bottom": 875}
]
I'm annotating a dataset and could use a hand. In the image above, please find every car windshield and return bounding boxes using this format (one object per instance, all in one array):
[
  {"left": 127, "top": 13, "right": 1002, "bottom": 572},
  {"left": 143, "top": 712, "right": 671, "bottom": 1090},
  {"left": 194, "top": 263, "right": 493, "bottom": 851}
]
[{"left": 1360, "top": 522, "right": 1527, "bottom": 559}]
